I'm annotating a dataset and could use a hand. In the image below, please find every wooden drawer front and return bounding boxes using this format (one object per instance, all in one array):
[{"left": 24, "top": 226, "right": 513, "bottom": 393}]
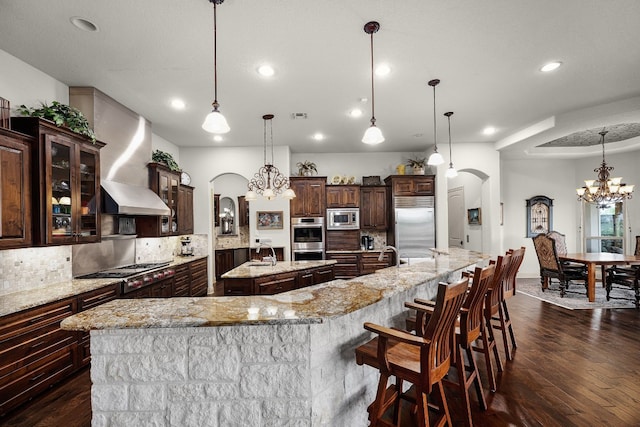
[
  {"left": 326, "top": 254, "right": 360, "bottom": 279},
  {"left": 0, "top": 345, "right": 75, "bottom": 416},
  {"left": 151, "top": 279, "right": 174, "bottom": 298},
  {"left": 296, "top": 270, "right": 315, "bottom": 289},
  {"left": 0, "top": 297, "right": 76, "bottom": 351},
  {"left": 78, "top": 284, "right": 119, "bottom": 311},
  {"left": 190, "top": 271, "right": 208, "bottom": 296},
  {"left": 223, "top": 279, "right": 253, "bottom": 296},
  {"left": 174, "top": 264, "right": 191, "bottom": 296},
  {"left": 313, "top": 267, "right": 335, "bottom": 284},
  {"left": 0, "top": 327, "right": 76, "bottom": 378},
  {"left": 326, "top": 230, "right": 360, "bottom": 251},
  {"left": 256, "top": 273, "right": 296, "bottom": 295},
  {"left": 125, "top": 286, "right": 153, "bottom": 299},
  {"left": 191, "top": 258, "right": 208, "bottom": 273}
]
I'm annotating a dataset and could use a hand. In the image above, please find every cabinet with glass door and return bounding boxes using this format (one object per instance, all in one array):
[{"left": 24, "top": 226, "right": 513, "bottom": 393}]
[
  {"left": 11, "top": 117, "right": 103, "bottom": 245},
  {"left": 137, "top": 162, "right": 181, "bottom": 236}
]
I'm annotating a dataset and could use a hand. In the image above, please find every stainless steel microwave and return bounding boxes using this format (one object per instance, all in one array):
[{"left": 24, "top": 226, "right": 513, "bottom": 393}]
[{"left": 326, "top": 208, "right": 360, "bottom": 230}]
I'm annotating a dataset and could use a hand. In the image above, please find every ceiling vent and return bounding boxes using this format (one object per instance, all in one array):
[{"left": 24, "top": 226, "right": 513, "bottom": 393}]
[{"left": 290, "top": 112, "right": 308, "bottom": 120}]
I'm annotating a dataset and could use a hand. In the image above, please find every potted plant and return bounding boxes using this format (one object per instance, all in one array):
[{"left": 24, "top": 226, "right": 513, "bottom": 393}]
[
  {"left": 406, "top": 156, "right": 426, "bottom": 175},
  {"left": 17, "top": 101, "right": 96, "bottom": 143},
  {"left": 152, "top": 149, "right": 181, "bottom": 171},
  {"left": 296, "top": 160, "right": 317, "bottom": 176}
]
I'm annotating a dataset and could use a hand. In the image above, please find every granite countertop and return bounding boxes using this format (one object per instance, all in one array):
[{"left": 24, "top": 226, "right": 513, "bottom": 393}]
[
  {"left": 61, "top": 248, "right": 489, "bottom": 331},
  {"left": 0, "top": 255, "right": 208, "bottom": 318},
  {"left": 221, "top": 260, "right": 337, "bottom": 279}
]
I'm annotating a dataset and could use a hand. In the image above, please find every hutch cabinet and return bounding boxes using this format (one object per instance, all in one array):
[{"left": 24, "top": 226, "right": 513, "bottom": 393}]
[
  {"left": 360, "top": 185, "right": 388, "bottom": 230},
  {"left": 12, "top": 117, "right": 103, "bottom": 245},
  {"left": 289, "top": 177, "right": 326, "bottom": 217},
  {"left": 0, "top": 127, "right": 32, "bottom": 249},
  {"left": 384, "top": 175, "right": 434, "bottom": 196}
]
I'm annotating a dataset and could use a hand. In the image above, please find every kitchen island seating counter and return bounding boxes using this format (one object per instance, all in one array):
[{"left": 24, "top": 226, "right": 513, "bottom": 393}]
[
  {"left": 221, "top": 259, "right": 337, "bottom": 279},
  {"left": 0, "top": 255, "right": 207, "bottom": 318},
  {"left": 59, "top": 248, "right": 488, "bottom": 427}
]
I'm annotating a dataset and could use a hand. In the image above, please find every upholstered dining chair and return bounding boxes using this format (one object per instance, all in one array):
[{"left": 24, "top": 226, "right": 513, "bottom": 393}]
[
  {"left": 546, "top": 231, "right": 587, "bottom": 273},
  {"left": 532, "top": 234, "right": 588, "bottom": 297},
  {"left": 355, "top": 278, "right": 469, "bottom": 427},
  {"left": 605, "top": 235, "right": 640, "bottom": 308}
]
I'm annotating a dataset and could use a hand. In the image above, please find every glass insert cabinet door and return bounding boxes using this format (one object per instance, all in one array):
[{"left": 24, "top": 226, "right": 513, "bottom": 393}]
[
  {"left": 49, "top": 139, "right": 73, "bottom": 241},
  {"left": 526, "top": 195, "right": 553, "bottom": 237}
]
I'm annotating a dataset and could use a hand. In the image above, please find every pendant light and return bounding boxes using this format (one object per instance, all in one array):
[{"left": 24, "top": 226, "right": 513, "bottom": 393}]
[
  {"left": 427, "top": 79, "right": 444, "bottom": 165},
  {"left": 245, "top": 115, "right": 296, "bottom": 201},
  {"left": 362, "top": 21, "right": 384, "bottom": 145},
  {"left": 444, "top": 111, "right": 458, "bottom": 178},
  {"left": 202, "top": 0, "right": 230, "bottom": 134}
]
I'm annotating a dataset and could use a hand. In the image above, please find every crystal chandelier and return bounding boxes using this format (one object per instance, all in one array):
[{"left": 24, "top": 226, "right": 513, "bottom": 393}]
[
  {"left": 202, "top": 0, "right": 230, "bottom": 134},
  {"left": 576, "top": 130, "right": 634, "bottom": 208},
  {"left": 245, "top": 115, "right": 296, "bottom": 201}
]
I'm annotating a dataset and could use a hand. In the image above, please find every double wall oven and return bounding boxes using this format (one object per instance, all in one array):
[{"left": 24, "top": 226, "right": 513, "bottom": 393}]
[{"left": 291, "top": 217, "right": 325, "bottom": 261}]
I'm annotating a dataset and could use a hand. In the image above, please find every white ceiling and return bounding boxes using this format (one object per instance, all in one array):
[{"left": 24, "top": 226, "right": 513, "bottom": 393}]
[{"left": 1, "top": 0, "right": 640, "bottom": 157}]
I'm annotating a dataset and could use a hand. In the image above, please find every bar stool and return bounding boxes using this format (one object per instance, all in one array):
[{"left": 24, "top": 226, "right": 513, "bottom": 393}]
[
  {"left": 493, "top": 247, "right": 525, "bottom": 361},
  {"left": 355, "top": 278, "right": 469, "bottom": 427}
]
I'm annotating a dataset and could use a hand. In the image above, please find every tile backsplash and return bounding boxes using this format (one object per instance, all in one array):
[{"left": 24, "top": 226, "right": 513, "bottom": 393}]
[{"left": 0, "top": 246, "right": 72, "bottom": 294}]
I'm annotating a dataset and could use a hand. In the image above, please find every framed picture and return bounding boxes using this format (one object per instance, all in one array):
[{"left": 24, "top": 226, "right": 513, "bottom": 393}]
[
  {"left": 468, "top": 208, "right": 481, "bottom": 225},
  {"left": 256, "top": 211, "right": 283, "bottom": 229}
]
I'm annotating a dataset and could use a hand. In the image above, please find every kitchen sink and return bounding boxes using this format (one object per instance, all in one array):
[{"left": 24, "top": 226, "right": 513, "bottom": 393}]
[{"left": 246, "top": 261, "right": 273, "bottom": 267}]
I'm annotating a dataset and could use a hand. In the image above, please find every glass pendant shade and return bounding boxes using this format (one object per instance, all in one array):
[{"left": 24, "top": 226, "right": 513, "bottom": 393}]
[
  {"left": 202, "top": 109, "right": 230, "bottom": 134},
  {"left": 282, "top": 188, "right": 297, "bottom": 200},
  {"left": 445, "top": 166, "right": 458, "bottom": 178},
  {"left": 244, "top": 190, "right": 257, "bottom": 201},
  {"left": 427, "top": 151, "right": 444, "bottom": 166},
  {"left": 362, "top": 124, "right": 384, "bottom": 145}
]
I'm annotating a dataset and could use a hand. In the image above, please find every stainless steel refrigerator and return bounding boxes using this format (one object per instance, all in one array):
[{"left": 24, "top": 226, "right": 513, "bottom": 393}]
[{"left": 394, "top": 196, "right": 435, "bottom": 258}]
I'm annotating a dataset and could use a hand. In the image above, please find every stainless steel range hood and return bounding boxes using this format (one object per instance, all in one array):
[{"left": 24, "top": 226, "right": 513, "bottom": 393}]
[{"left": 102, "top": 180, "right": 170, "bottom": 216}]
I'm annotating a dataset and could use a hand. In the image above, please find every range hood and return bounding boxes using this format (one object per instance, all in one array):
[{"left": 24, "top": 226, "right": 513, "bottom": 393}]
[{"left": 102, "top": 180, "right": 170, "bottom": 216}]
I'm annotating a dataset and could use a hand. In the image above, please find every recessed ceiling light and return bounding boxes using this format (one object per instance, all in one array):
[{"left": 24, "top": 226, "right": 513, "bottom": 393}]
[
  {"left": 349, "top": 108, "right": 363, "bottom": 118},
  {"left": 483, "top": 126, "right": 497, "bottom": 135},
  {"left": 359, "top": 97, "right": 368, "bottom": 103},
  {"left": 70, "top": 16, "right": 98, "bottom": 32},
  {"left": 540, "top": 61, "right": 562, "bottom": 72},
  {"left": 312, "top": 133, "right": 324, "bottom": 141},
  {"left": 375, "top": 64, "right": 391, "bottom": 76},
  {"left": 213, "top": 135, "right": 223, "bottom": 142},
  {"left": 257, "top": 65, "right": 275, "bottom": 77},
  {"left": 170, "top": 99, "right": 186, "bottom": 110}
]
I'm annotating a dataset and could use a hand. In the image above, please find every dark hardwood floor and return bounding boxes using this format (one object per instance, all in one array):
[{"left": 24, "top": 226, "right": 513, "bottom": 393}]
[{"left": 2, "top": 286, "right": 640, "bottom": 427}]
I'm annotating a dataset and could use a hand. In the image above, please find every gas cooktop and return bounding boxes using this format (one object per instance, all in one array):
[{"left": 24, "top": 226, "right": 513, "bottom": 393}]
[{"left": 76, "top": 261, "right": 172, "bottom": 279}]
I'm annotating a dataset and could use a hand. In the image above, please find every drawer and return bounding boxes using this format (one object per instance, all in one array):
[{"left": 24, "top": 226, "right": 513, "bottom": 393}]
[
  {"left": 0, "top": 327, "right": 76, "bottom": 378},
  {"left": 296, "top": 269, "right": 315, "bottom": 289},
  {"left": 313, "top": 267, "right": 335, "bottom": 284},
  {"left": 173, "top": 280, "right": 191, "bottom": 296},
  {"left": 78, "top": 284, "right": 119, "bottom": 311},
  {"left": 0, "top": 345, "right": 75, "bottom": 416},
  {"left": 256, "top": 273, "right": 296, "bottom": 295},
  {"left": 0, "top": 298, "right": 76, "bottom": 352},
  {"left": 223, "top": 279, "right": 253, "bottom": 296}
]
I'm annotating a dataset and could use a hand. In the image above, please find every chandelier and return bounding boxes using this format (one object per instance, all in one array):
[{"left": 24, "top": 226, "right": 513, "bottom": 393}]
[
  {"left": 245, "top": 114, "right": 296, "bottom": 201},
  {"left": 576, "top": 130, "right": 634, "bottom": 208},
  {"left": 202, "top": 0, "right": 230, "bottom": 134}
]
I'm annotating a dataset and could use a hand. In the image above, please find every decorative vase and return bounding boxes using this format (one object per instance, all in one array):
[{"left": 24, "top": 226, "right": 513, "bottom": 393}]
[
  {"left": 303, "top": 169, "right": 313, "bottom": 176},
  {"left": 413, "top": 167, "right": 425, "bottom": 175}
]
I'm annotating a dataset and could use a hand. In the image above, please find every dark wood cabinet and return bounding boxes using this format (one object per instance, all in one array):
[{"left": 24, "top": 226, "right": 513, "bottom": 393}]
[
  {"left": 384, "top": 175, "right": 435, "bottom": 196},
  {"left": 178, "top": 185, "right": 194, "bottom": 234},
  {"left": 76, "top": 284, "right": 119, "bottom": 367},
  {"left": 326, "top": 185, "right": 360, "bottom": 208},
  {"left": 173, "top": 264, "right": 191, "bottom": 297},
  {"left": 189, "top": 257, "right": 208, "bottom": 296},
  {"left": 215, "top": 249, "right": 235, "bottom": 281},
  {"left": 222, "top": 263, "right": 335, "bottom": 296},
  {"left": 360, "top": 252, "right": 392, "bottom": 275},
  {"left": 0, "top": 128, "right": 32, "bottom": 249},
  {"left": 290, "top": 177, "right": 326, "bottom": 217},
  {"left": 256, "top": 272, "right": 297, "bottom": 295},
  {"left": 237, "top": 195, "right": 249, "bottom": 227},
  {"left": 0, "top": 297, "right": 78, "bottom": 416},
  {"left": 214, "top": 194, "right": 220, "bottom": 227},
  {"left": 326, "top": 253, "right": 360, "bottom": 279},
  {"left": 360, "top": 186, "right": 388, "bottom": 230},
  {"left": 326, "top": 230, "right": 360, "bottom": 251},
  {"left": 12, "top": 117, "right": 103, "bottom": 245},
  {"left": 252, "top": 247, "right": 285, "bottom": 261}
]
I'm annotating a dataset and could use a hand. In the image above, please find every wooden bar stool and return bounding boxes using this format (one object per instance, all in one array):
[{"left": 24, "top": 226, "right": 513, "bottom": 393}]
[
  {"left": 355, "top": 278, "right": 469, "bottom": 427},
  {"left": 492, "top": 247, "right": 525, "bottom": 361}
]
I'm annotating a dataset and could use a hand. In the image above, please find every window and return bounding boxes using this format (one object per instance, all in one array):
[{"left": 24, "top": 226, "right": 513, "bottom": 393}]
[{"left": 583, "top": 202, "right": 625, "bottom": 253}]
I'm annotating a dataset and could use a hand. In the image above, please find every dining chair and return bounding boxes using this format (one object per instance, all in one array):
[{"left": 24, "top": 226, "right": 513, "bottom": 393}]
[
  {"left": 355, "top": 278, "right": 469, "bottom": 427},
  {"left": 605, "top": 235, "right": 640, "bottom": 308},
  {"left": 532, "top": 234, "right": 587, "bottom": 297}
]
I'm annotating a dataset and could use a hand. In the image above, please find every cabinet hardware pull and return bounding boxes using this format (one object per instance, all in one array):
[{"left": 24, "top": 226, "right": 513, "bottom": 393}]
[
  {"left": 30, "top": 372, "right": 46, "bottom": 382},
  {"left": 30, "top": 340, "right": 46, "bottom": 349}
]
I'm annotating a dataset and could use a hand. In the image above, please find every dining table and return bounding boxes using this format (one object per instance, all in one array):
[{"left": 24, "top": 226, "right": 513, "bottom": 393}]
[{"left": 559, "top": 252, "right": 640, "bottom": 302}]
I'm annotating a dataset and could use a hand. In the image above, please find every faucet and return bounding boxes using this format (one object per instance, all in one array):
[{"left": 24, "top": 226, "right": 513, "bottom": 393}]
[
  {"left": 378, "top": 245, "right": 400, "bottom": 268},
  {"left": 256, "top": 243, "right": 277, "bottom": 266}
]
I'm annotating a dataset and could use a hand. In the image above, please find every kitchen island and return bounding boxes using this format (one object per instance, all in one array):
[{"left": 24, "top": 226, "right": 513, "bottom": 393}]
[{"left": 61, "top": 248, "right": 488, "bottom": 426}]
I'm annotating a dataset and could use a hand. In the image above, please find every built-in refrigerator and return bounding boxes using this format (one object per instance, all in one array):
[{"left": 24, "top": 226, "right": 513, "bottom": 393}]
[{"left": 393, "top": 196, "right": 435, "bottom": 258}]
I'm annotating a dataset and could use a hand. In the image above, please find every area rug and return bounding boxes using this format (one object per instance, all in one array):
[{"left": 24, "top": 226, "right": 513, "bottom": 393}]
[{"left": 516, "top": 278, "right": 638, "bottom": 310}]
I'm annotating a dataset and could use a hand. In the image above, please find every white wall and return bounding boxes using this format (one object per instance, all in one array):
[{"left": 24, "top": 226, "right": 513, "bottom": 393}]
[{"left": 151, "top": 133, "right": 180, "bottom": 164}]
